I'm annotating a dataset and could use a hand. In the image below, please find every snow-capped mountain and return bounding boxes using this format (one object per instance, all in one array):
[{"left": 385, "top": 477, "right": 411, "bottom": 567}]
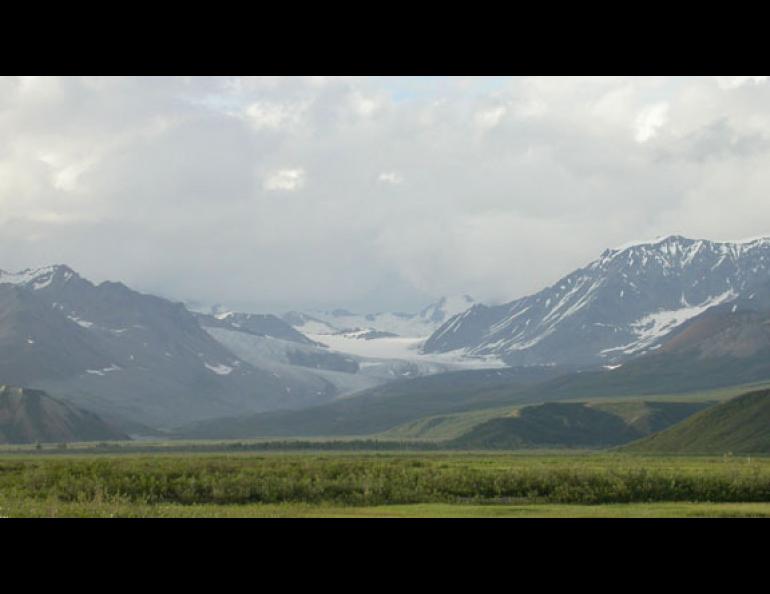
[
  {"left": 0, "top": 265, "right": 348, "bottom": 429},
  {"left": 201, "top": 323, "right": 462, "bottom": 398},
  {"left": 196, "top": 303, "right": 498, "bottom": 403},
  {"left": 423, "top": 235, "right": 770, "bottom": 366},
  {"left": 279, "top": 311, "right": 340, "bottom": 335},
  {"left": 278, "top": 295, "right": 489, "bottom": 366},
  {"left": 283, "top": 295, "right": 476, "bottom": 338},
  {"left": 0, "top": 265, "right": 485, "bottom": 430},
  {"left": 193, "top": 310, "right": 321, "bottom": 346}
]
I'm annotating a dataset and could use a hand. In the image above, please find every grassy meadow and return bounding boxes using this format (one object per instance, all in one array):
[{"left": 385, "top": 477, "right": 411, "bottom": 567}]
[{"left": 2, "top": 450, "right": 770, "bottom": 517}]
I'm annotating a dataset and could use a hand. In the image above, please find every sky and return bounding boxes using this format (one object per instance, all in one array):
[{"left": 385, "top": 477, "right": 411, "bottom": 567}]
[{"left": 1, "top": 75, "right": 770, "bottom": 313}]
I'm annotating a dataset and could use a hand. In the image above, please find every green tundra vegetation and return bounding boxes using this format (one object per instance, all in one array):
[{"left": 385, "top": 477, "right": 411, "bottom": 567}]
[
  {"left": 3, "top": 385, "right": 770, "bottom": 517},
  {"left": 373, "top": 382, "right": 770, "bottom": 442},
  {"left": 177, "top": 379, "right": 770, "bottom": 441},
  {"left": 447, "top": 401, "right": 714, "bottom": 449},
  {"left": 2, "top": 451, "right": 770, "bottom": 517},
  {"left": 624, "top": 388, "right": 770, "bottom": 454}
]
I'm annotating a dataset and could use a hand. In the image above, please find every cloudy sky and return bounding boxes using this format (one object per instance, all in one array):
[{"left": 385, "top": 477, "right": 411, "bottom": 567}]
[{"left": 1, "top": 75, "right": 769, "bottom": 313}]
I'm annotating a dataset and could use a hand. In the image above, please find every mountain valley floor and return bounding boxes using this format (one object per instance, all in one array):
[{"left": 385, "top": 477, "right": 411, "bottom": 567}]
[{"left": 3, "top": 450, "right": 770, "bottom": 518}]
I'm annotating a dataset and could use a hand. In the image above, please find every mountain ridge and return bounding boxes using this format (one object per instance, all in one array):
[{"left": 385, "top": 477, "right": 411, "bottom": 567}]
[
  {"left": 284, "top": 295, "right": 476, "bottom": 338},
  {"left": 0, "top": 264, "right": 345, "bottom": 429},
  {"left": 423, "top": 235, "right": 770, "bottom": 367}
]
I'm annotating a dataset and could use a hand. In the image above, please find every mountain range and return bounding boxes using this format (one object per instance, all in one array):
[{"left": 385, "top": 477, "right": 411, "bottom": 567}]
[
  {"left": 283, "top": 295, "right": 476, "bottom": 338},
  {"left": 0, "top": 265, "right": 479, "bottom": 433},
  {"left": 0, "top": 265, "right": 349, "bottom": 430},
  {"left": 175, "top": 235, "right": 770, "bottom": 441},
  {"left": 423, "top": 235, "right": 770, "bottom": 367},
  {"left": 5, "top": 234, "right": 770, "bottom": 444}
]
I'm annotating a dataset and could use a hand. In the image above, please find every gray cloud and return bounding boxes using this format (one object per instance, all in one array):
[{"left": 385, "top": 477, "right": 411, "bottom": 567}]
[{"left": 2, "top": 76, "right": 770, "bottom": 312}]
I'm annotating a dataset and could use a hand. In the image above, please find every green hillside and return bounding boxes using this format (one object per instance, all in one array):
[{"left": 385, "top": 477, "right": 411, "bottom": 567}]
[
  {"left": 449, "top": 400, "right": 713, "bottom": 449},
  {"left": 376, "top": 406, "right": 517, "bottom": 440},
  {"left": 178, "top": 368, "right": 770, "bottom": 441},
  {"left": 622, "top": 388, "right": 770, "bottom": 454},
  {"left": 176, "top": 366, "right": 562, "bottom": 439}
]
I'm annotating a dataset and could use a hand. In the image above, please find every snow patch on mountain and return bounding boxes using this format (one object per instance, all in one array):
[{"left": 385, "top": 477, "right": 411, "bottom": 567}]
[
  {"left": 600, "top": 290, "right": 737, "bottom": 356},
  {"left": 0, "top": 265, "right": 77, "bottom": 290},
  {"left": 423, "top": 235, "right": 770, "bottom": 367},
  {"left": 285, "top": 295, "right": 476, "bottom": 339},
  {"left": 305, "top": 333, "right": 424, "bottom": 360},
  {"left": 203, "top": 326, "right": 499, "bottom": 401},
  {"left": 303, "top": 331, "right": 505, "bottom": 369},
  {"left": 85, "top": 364, "right": 121, "bottom": 376},
  {"left": 204, "top": 362, "right": 234, "bottom": 375},
  {"left": 67, "top": 315, "right": 94, "bottom": 328}
]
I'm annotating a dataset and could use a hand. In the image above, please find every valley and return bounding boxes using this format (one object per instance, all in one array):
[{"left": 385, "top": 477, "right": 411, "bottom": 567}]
[
  {"left": 6, "top": 74, "right": 770, "bottom": 520},
  {"left": 6, "top": 235, "right": 770, "bottom": 518}
]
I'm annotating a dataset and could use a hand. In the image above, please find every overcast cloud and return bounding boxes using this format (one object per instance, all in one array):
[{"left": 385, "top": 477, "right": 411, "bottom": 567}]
[{"left": 1, "top": 75, "right": 770, "bottom": 313}]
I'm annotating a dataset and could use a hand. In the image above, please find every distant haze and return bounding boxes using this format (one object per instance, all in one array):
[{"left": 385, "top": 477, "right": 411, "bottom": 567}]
[{"left": 2, "top": 76, "right": 770, "bottom": 312}]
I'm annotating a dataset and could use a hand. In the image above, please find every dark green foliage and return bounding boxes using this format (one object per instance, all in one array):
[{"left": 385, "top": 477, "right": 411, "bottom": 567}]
[
  {"left": 451, "top": 403, "right": 637, "bottom": 449},
  {"left": 3, "top": 453, "right": 770, "bottom": 506}
]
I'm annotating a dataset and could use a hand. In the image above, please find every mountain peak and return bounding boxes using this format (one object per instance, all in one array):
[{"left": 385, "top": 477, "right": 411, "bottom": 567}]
[
  {"left": 609, "top": 234, "right": 691, "bottom": 252},
  {"left": 608, "top": 234, "right": 770, "bottom": 254},
  {"left": 419, "top": 294, "right": 476, "bottom": 324},
  {"left": 594, "top": 235, "right": 770, "bottom": 273},
  {"left": 0, "top": 264, "right": 80, "bottom": 291},
  {"left": 424, "top": 234, "right": 770, "bottom": 367}
]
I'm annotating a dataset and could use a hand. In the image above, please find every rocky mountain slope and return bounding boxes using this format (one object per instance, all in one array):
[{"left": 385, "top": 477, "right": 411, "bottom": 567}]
[
  {"left": 423, "top": 235, "right": 770, "bottom": 367},
  {"left": 195, "top": 311, "right": 321, "bottom": 345},
  {"left": 179, "top": 289, "right": 770, "bottom": 441},
  {"left": 0, "top": 265, "right": 344, "bottom": 429}
]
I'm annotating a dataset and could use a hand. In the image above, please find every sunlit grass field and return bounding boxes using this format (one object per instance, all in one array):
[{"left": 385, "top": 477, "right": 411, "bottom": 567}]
[{"left": 2, "top": 450, "right": 770, "bottom": 517}]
